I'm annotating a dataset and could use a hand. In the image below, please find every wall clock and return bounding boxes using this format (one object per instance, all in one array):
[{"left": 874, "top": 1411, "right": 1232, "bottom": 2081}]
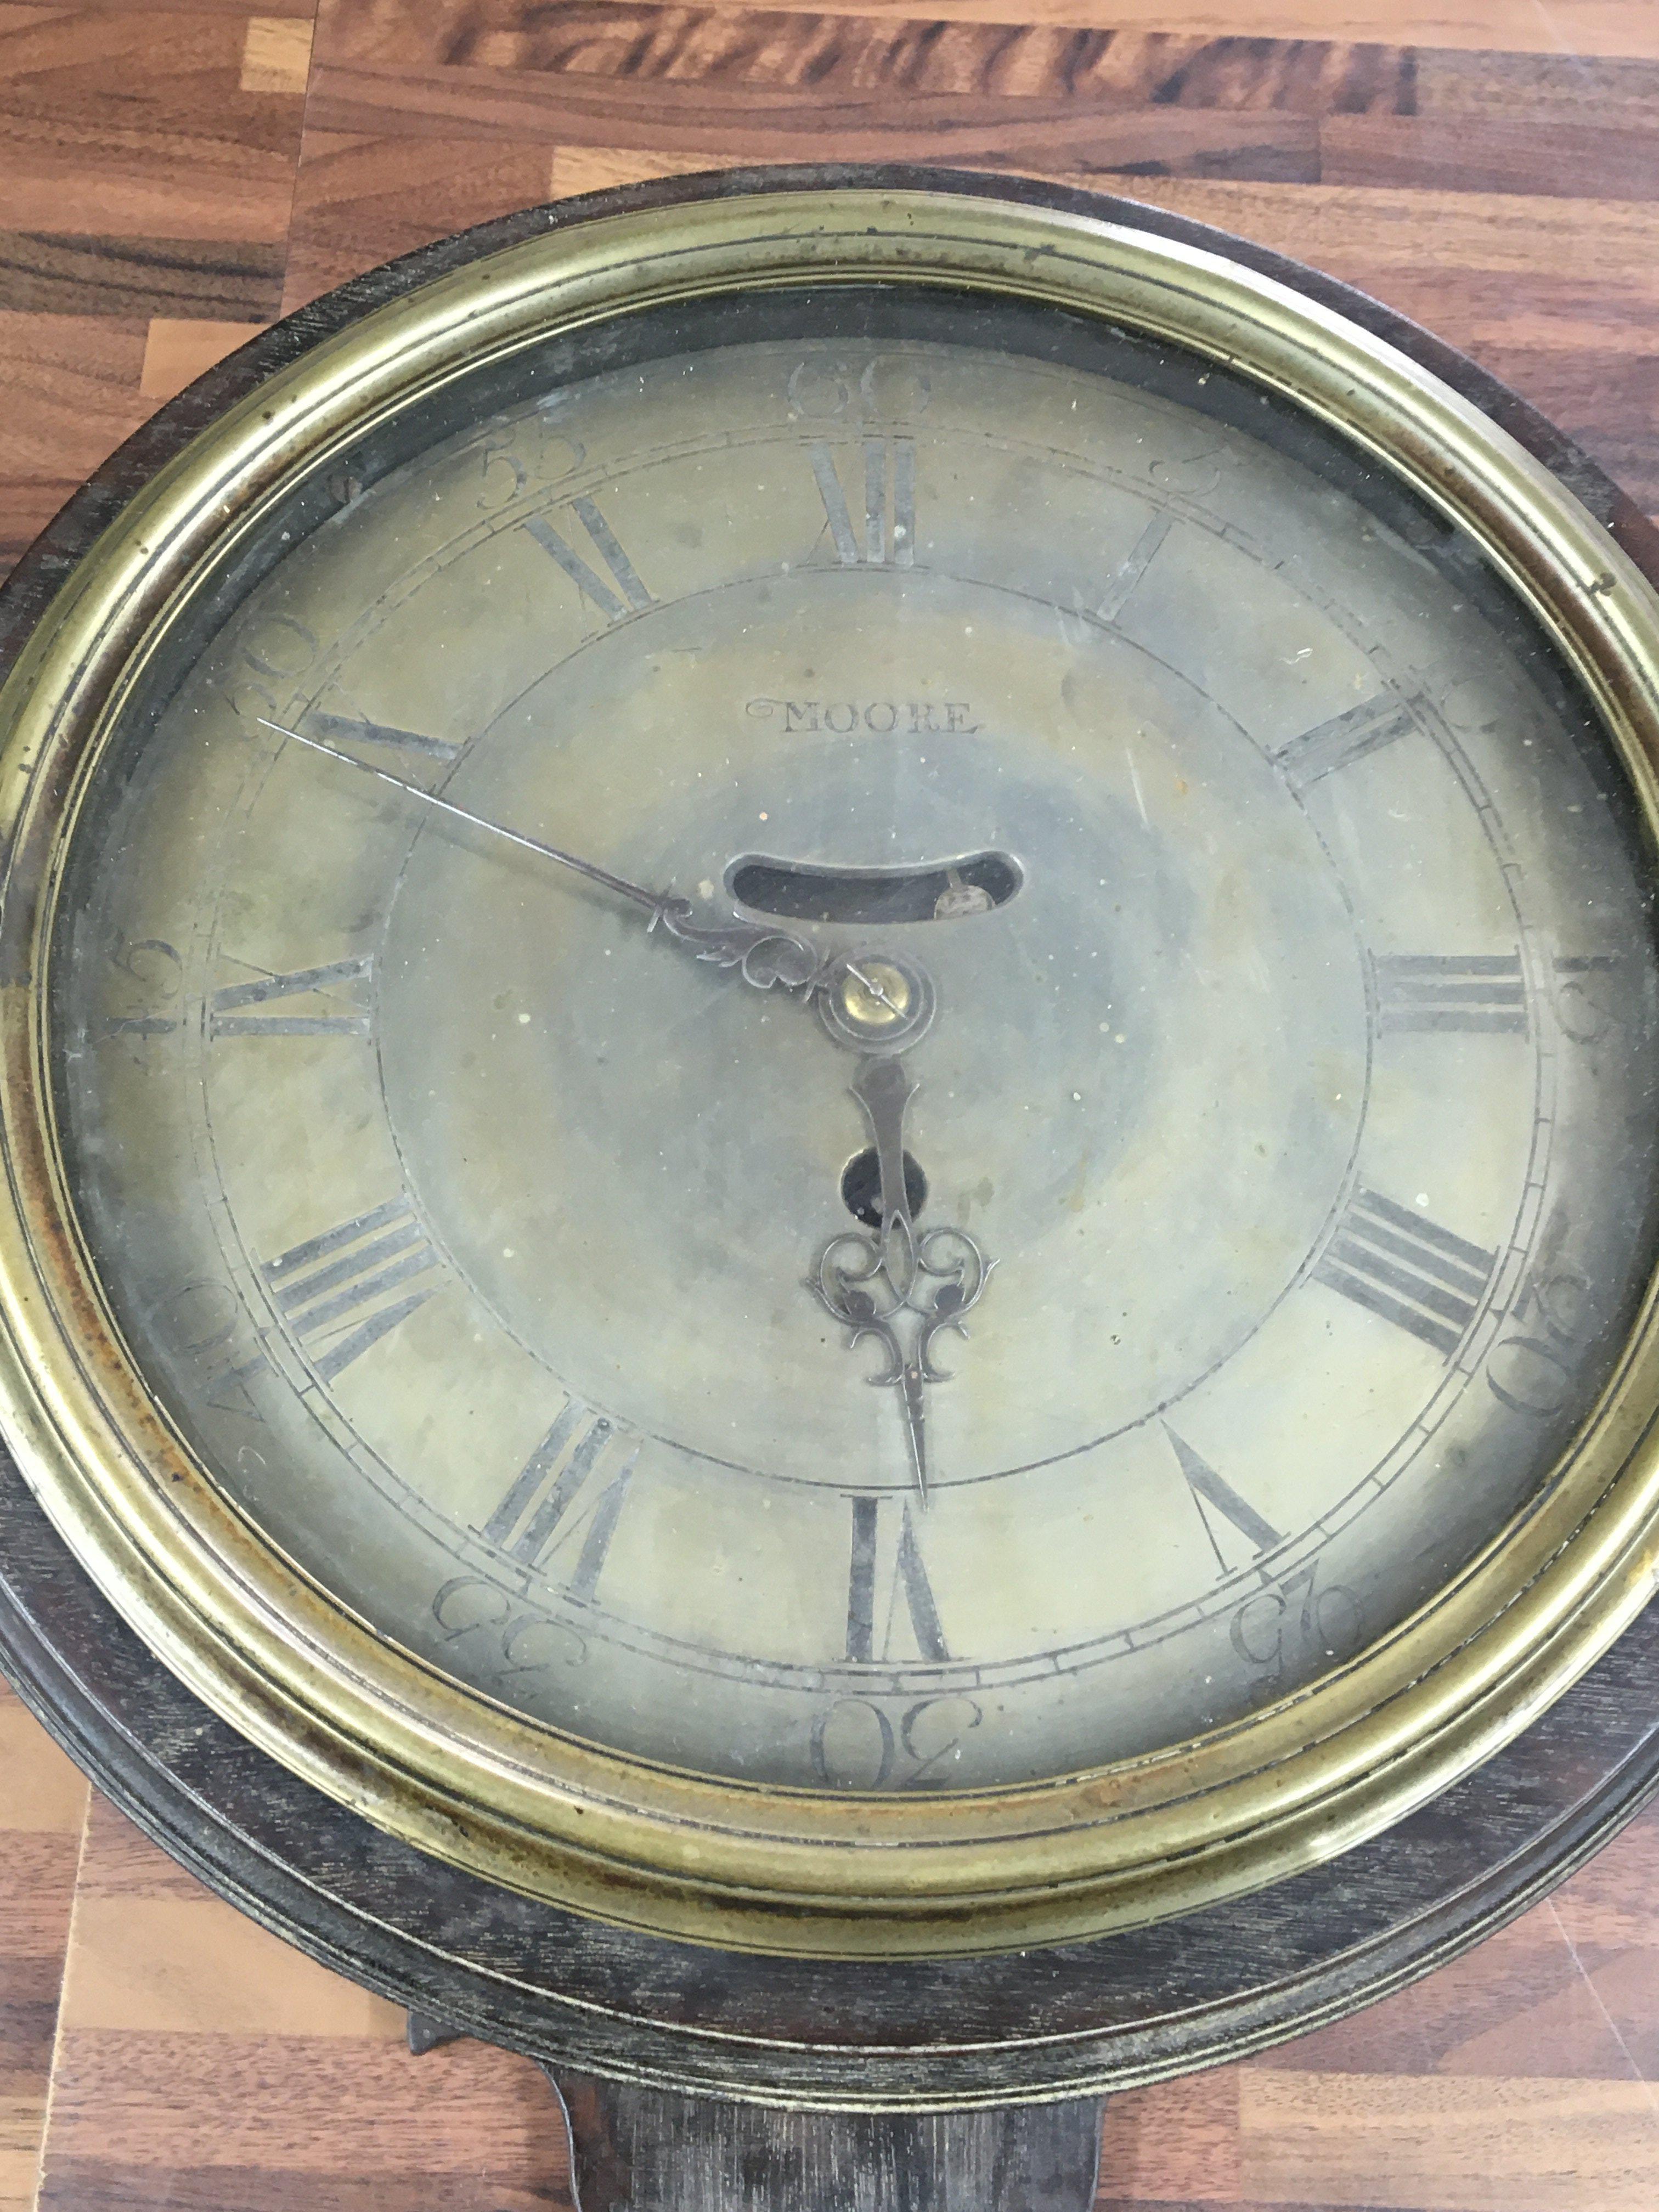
[{"left": 3, "top": 163, "right": 1659, "bottom": 2209}]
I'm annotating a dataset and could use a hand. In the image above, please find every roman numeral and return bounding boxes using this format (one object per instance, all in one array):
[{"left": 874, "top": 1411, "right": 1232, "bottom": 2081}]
[
  {"left": 1271, "top": 696, "right": 1416, "bottom": 795},
  {"left": 304, "top": 713, "right": 460, "bottom": 763},
  {"left": 846, "top": 1496, "right": 947, "bottom": 1663},
  {"left": 525, "top": 498, "right": 652, "bottom": 620},
  {"left": 1556, "top": 954, "right": 1617, "bottom": 979},
  {"left": 202, "top": 1350, "right": 271, "bottom": 1421},
  {"left": 1313, "top": 1188, "right": 1497, "bottom": 1357},
  {"left": 810, "top": 438, "right": 916, "bottom": 568},
  {"left": 481, "top": 1397, "right": 639, "bottom": 1594},
  {"left": 1098, "top": 512, "right": 1170, "bottom": 622},
  {"left": 1165, "top": 1427, "right": 1282, "bottom": 1570},
  {"left": 262, "top": 1195, "right": 437, "bottom": 1382},
  {"left": 210, "top": 955, "right": 374, "bottom": 1038},
  {"left": 1375, "top": 953, "right": 1527, "bottom": 1035}
]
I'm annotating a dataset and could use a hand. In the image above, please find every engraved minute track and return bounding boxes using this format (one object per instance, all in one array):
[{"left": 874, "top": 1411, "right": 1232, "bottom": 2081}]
[{"left": 53, "top": 301, "right": 1659, "bottom": 1801}]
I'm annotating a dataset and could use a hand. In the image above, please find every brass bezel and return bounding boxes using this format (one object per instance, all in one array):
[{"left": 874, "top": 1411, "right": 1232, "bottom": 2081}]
[{"left": 3, "top": 182, "right": 1659, "bottom": 1958}]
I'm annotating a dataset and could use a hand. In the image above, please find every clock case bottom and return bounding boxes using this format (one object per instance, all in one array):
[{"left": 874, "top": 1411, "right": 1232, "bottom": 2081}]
[
  {"left": 2, "top": 169, "right": 1659, "bottom": 2144},
  {"left": 3, "top": 1425, "right": 1659, "bottom": 2111},
  {"left": 414, "top": 2020, "right": 1106, "bottom": 2212}
]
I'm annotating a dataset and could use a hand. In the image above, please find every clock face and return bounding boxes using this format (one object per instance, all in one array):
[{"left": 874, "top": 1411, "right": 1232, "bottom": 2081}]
[{"left": 39, "top": 282, "right": 1659, "bottom": 1802}]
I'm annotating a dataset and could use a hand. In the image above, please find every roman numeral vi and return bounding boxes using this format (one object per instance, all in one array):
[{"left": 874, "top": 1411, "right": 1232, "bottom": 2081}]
[{"left": 846, "top": 1496, "right": 947, "bottom": 1663}]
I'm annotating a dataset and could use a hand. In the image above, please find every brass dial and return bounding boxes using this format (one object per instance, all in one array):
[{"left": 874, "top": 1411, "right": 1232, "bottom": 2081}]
[{"left": 6, "top": 185, "right": 1659, "bottom": 1953}]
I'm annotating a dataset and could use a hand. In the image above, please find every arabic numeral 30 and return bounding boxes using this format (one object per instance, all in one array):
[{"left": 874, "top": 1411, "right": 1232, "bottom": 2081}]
[{"left": 811, "top": 1693, "right": 981, "bottom": 1789}]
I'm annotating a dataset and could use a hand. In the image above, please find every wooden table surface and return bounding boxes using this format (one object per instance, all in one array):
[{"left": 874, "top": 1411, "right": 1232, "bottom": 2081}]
[{"left": 6, "top": 2, "right": 1659, "bottom": 2207}]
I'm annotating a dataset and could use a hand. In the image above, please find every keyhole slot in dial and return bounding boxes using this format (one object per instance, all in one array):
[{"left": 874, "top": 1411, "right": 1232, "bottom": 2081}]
[{"left": 841, "top": 1148, "right": 928, "bottom": 1229}]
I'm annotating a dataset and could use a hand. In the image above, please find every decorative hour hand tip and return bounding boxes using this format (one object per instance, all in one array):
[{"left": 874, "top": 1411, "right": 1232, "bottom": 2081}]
[
  {"left": 809, "top": 1054, "right": 993, "bottom": 1503},
  {"left": 260, "top": 719, "right": 827, "bottom": 996}
]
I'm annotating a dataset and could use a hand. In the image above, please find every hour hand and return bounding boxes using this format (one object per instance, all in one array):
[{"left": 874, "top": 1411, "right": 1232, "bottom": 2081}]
[
  {"left": 852, "top": 1054, "right": 921, "bottom": 1289},
  {"left": 809, "top": 1051, "right": 993, "bottom": 1504}
]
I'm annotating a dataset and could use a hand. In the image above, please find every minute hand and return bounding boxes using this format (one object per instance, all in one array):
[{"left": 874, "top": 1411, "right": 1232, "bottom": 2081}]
[{"left": 259, "top": 720, "right": 829, "bottom": 994}]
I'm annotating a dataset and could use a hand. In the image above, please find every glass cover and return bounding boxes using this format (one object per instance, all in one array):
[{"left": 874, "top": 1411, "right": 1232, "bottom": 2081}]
[{"left": 52, "top": 287, "right": 1659, "bottom": 1792}]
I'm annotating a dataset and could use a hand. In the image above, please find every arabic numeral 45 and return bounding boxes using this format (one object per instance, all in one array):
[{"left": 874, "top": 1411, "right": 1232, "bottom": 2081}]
[
  {"left": 219, "top": 613, "right": 318, "bottom": 729},
  {"left": 151, "top": 1278, "right": 271, "bottom": 1424},
  {"left": 103, "top": 936, "right": 183, "bottom": 1053}
]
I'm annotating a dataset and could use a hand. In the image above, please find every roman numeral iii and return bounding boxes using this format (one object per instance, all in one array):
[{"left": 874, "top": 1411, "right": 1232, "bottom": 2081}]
[
  {"left": 1314, "top": 1188, "right": 1497, "bottom": 1357},
  {"left": 1374, "top": 953, "right": 1527, "bottom": 1035},
  {"left": 482, "top": 1397, "right": 640, "bottom": 1594},
  {"left": 810, "top": 438, "right": 916, "bottom": 568},
  {"left": 262, "top": 1195, "right": 437, "bottom": 1381}
]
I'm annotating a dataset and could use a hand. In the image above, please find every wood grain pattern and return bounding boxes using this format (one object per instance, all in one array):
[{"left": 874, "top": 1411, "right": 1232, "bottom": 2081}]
[
  {"left": 36, "top": 1792, "right": 568, "bottom": 2212},
  {"left": 12, "top": 1701, "right": 1659, "bottom": 2211},
  {"left": 552, "top": 2075, "right": 1105, "bottom": 2211},
  {"left": 5, "top": 2, "right": 1659, "bottom": 2207},
  {"left": 0, "top": 1685, "right": 85, "bottom": 2212}
]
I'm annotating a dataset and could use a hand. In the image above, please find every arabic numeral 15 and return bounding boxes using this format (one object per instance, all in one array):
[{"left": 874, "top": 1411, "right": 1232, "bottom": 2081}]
[{"left": 1487, "top": 1250, "right": 1593, "bottom": 1419}]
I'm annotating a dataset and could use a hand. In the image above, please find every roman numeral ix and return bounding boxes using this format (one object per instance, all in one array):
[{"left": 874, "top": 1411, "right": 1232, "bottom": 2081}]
[
  {"left": 810, "top": 438, "right": 916, "bottom": 568},
  {"left": 481, "top": 1397, "right": 639, "bottom": 1593},
  {"left": 846, "top": 1496, "right": 947, "bottom": 1663},
  {"left": 525, "top": 498, "right": 652, "bottom": 622},
  {"left": 1375, "top": 953, "right": 1527, "bottom": 1035},
  {"left": 210, "top": 955, "right": 374, "bottom": 1038},
  {"left": 262, "top": 1195, "right": 437, "bottom": 1382},
  {"left": 1314, "top": 1188, "right": 1497, "bottom": 1357}
]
